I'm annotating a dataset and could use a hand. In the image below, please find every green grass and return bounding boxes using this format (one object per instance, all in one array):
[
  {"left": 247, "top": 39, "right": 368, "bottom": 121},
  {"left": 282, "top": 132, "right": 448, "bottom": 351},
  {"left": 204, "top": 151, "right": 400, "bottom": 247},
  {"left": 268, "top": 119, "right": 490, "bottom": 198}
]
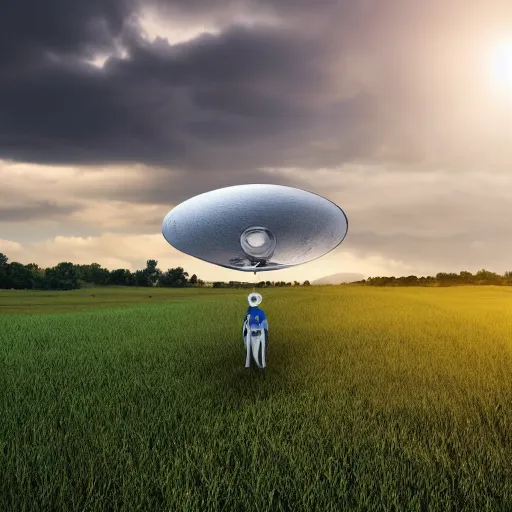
[
  {"left": 0, "top": 286, "right": 511, "bottom": 511},
  {"left": 0, "top": 286, "right": 243, "bottom": 315}
]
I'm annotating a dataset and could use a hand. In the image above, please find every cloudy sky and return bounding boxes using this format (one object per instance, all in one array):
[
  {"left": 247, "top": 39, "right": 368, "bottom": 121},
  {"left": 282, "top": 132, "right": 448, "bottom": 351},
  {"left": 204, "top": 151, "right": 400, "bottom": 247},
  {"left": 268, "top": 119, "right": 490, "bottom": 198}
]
[{"left": 1, "top": 0, "right": 511, "bottom": 282}]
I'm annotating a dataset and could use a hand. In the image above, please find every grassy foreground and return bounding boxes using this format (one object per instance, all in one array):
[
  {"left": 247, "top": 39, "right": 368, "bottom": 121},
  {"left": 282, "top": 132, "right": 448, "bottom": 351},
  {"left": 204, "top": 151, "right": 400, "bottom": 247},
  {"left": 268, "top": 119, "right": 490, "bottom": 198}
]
[{"left": 0, "top": 285, "right": 511, "bottom": 511}]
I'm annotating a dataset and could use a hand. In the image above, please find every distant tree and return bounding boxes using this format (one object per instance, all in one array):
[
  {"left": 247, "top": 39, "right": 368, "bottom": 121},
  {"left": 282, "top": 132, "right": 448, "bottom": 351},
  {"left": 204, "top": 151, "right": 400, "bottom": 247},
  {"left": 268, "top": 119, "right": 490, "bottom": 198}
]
[
  {"left": 90, "top": 263, "right": 110, "bottom": 285},
  {"left": 459, "top": 271, "right": 473, "bottom": 284},
  {"left": 158, "top": 267, "right": 189, "bottom": 287},
  {"left": 26, "top": 263, "right": 45, "bottom": 289},
  {"left": 76, "top": 264, "right": 91, "bottom": 284},
  {"left": 197, "top": 279, "right": 205, "bottom": 287},
  {"left": 125, "top": 271, "right": 135, "bottom": 286},
  {"left": 227, "top": 280, "right": 254, "bottom": 289},
  {"left": 76, "top": 263, "right": 110, "bottom": 286},
  {"left": 475, "top": 269, "right": 502, "bottom": 285},
  {"left": 0, "top": 253, "right": 9, "bottom": 288},
  {"left": 5, "top": 262, "right": 32, "bottom": 289},
  {"left": 44, "top": 262, "right": 80, "bottom": 290},
  {"left": 212, "top": 281, "right": 224, "bottom": 288},
  {"left": 145, "top": 259, "right": 158, "bottom": 274},
  {"left": 436, "top": 272, "right": 453, "bottom": 286},
  {"left": 265, "top": 281, "right": 272, "bottom": 287},
  {"left": 173, "top": 267, "right": 189, "bottom": 287},
  {"left": 189, "top": 274, "right": 198, "bottom": 285},
  {"left": 303, "top": 280, "right": 311, "bottom": 286},
  {"left": 157, "top": 271, "right": 170, "bottom": 287},
  {"left": 108, "top": 269, "right": 129, "bottom": 286},
  {"left": 144, "top": 260, "right": 161, "bottom": 286},
  {"left": 133, "top": 269, "right": 152, "bottom": 287},
  {"left": 397, "top": 275, "right": 418, "bottom": 286},
  {"left": 447, "top": 273, "right": 459, "bottom": 284},
  {"left": 294, "top": 281, "right": 300, "bottom": 287}
]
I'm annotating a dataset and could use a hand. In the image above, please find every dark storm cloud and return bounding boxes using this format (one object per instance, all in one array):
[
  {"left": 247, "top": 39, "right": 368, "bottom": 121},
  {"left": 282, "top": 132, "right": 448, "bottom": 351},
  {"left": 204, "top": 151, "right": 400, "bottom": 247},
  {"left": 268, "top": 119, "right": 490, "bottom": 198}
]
[
  {"left": 0, "top": 0, "right": 405, "bottom": 170},
  {"left": 2, "top": 0, "right": 511, "bottom": 172},
  {"left": 1, "top": 0, "right": 134, "bottom": 70}
]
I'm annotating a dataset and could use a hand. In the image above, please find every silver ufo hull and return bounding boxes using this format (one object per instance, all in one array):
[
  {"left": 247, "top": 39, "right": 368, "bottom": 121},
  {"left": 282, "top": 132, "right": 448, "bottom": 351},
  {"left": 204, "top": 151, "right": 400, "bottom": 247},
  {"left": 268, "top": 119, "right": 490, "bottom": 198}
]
[{"left": 162, "top": 184, "right": 348, "bottom": 272}]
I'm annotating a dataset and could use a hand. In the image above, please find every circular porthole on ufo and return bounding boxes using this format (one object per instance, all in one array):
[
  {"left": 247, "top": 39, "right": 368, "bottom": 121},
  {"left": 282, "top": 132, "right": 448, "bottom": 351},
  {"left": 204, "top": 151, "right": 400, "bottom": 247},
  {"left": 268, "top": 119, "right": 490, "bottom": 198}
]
[
  {"left": 240, "top": 226, "right": 277, "bottom": 262},
  {"left": 161, "top": 184, "right": 348, "bottom": 272}
]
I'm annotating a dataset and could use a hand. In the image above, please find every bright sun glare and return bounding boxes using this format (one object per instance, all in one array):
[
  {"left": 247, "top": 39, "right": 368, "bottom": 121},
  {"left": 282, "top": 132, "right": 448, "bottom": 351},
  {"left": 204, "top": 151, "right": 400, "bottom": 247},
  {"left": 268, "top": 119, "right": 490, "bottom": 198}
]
[{"left": 491, "top": 38, "right": 512, "bottom": 89}]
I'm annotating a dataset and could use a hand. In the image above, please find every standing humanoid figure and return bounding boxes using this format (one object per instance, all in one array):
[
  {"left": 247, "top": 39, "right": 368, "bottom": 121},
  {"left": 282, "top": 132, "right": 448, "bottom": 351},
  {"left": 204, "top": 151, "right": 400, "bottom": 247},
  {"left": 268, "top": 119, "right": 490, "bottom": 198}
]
[{"left": 242, "top": 293, "right": 269, "bottom": 367}]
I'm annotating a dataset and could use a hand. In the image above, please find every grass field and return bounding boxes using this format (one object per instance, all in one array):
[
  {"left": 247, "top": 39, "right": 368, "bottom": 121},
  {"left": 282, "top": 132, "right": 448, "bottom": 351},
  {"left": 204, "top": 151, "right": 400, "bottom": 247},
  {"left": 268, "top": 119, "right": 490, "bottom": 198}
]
[{"left": 1, "top": 285, "right": 511, "bottom": 511}]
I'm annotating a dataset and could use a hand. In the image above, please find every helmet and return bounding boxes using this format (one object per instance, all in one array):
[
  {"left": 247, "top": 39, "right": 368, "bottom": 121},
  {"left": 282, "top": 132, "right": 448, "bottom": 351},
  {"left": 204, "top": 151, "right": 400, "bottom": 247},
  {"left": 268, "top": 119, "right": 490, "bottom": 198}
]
[{"left": 248, "top": 292, "right": 262, "bottom": 307}]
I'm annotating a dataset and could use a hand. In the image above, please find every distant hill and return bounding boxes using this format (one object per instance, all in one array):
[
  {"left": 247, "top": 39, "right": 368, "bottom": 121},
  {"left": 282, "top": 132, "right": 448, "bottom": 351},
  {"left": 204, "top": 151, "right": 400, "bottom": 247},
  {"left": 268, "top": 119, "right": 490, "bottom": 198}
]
[{"left": 312, "top": 273, "right": 366, "bottom": 285}]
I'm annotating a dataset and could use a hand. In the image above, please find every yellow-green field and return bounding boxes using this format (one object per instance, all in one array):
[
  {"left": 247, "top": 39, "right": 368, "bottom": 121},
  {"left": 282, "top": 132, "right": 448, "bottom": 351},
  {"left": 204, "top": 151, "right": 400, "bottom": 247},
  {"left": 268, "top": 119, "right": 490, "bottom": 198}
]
[{"left": 1, "top": 286, "right": 511, "bottom": 511}]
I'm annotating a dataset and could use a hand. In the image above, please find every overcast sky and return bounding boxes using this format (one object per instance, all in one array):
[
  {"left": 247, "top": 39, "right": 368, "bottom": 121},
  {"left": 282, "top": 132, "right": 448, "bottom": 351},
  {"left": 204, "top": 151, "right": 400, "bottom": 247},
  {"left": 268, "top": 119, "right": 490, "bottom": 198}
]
[{"left": 1, "top": 0, "right": 511, "bottom": 282}]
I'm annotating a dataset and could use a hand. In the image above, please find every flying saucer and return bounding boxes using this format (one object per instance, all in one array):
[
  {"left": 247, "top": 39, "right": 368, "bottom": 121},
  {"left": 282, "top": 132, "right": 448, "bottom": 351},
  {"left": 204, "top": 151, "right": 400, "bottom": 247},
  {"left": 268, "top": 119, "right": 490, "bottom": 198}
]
[{"left": 162, "top": 184, "right": 348, "bottom": 272}]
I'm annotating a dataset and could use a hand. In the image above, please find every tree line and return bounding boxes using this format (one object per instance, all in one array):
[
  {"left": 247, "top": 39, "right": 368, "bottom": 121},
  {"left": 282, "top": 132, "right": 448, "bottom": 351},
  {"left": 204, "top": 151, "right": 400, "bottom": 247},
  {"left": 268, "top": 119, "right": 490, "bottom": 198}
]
[
  {"left": 4, "top": 251, "right": 508, "bottom": 290},
  {"left": 0, "top": 254, "right": 197, "bottom": 290},
  {"left": 354, "top": 269, "right": 512, "bottom": 286},
  {"left": 0, "top": 252, "right": 313, "bottom": 291}
]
